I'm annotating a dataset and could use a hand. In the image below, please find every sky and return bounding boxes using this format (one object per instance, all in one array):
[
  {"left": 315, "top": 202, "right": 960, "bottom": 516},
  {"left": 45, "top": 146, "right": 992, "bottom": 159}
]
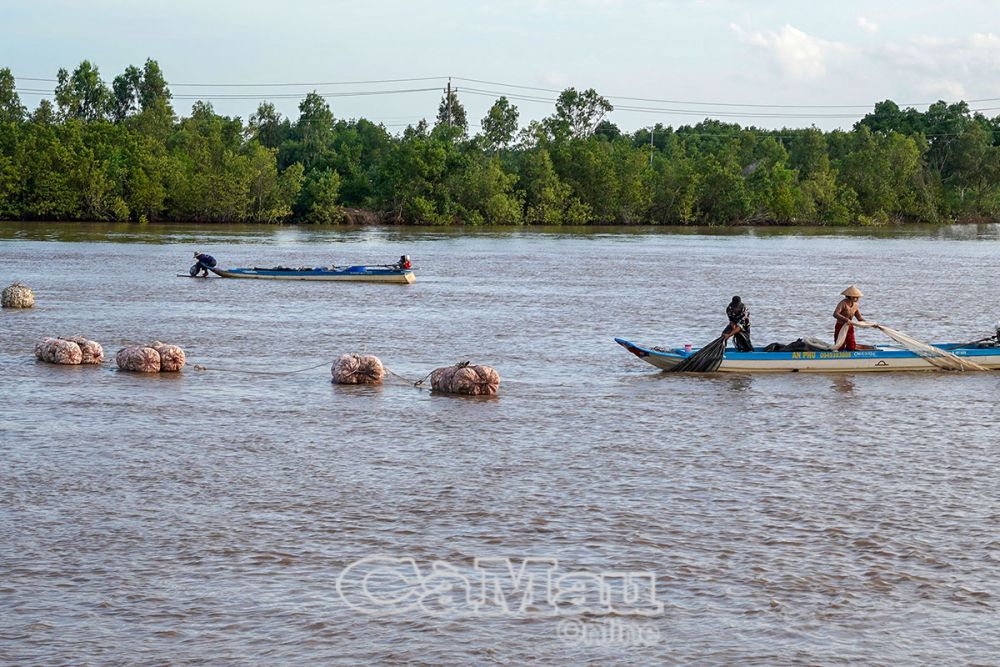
[{"left": 3, "top": 0, "right": 1000, "bottom": 133}]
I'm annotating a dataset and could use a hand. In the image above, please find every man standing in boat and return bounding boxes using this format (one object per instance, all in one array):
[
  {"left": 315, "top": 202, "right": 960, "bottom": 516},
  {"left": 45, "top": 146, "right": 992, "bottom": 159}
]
[
  {"left": 193, "top": 251, "right": 217, "bottom": 277},
  {"left": 724, "top": 296, "right": 754, "bottom": 352},
  {"left": 834, "top": 285, "right": 871, "bottom": 351}
]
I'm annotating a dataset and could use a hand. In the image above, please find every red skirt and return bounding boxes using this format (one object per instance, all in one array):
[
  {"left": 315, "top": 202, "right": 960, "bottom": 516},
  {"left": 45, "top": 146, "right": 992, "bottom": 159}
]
[{"left": 835, "top": 321, "right": 856, "bottom": 351}]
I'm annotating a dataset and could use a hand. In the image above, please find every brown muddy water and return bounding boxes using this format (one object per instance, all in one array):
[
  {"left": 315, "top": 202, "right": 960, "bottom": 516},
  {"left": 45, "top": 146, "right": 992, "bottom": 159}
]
[{"left": 1, "top": 222, "right": 999, "bottom": 665}]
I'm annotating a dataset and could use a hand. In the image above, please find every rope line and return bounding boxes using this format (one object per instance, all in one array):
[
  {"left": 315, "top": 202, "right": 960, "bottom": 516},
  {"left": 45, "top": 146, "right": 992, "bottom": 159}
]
[
  {"left": 191, "top": 360, "right": 329, "bottom": 375},
  {"left": 383, "top": 366, "right": 429, "bottom": 389}
]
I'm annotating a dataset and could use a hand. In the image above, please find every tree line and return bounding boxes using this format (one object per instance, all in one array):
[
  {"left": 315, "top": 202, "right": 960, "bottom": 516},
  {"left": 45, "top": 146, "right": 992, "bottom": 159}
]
[{"left": 1, "top": 60, "right": 999, "bottom": 225}]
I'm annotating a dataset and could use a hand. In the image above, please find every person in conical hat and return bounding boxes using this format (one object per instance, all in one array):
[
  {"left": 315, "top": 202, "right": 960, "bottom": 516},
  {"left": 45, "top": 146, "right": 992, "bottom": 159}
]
[{"left": 834, "top": 285, "right": 868, "bottom": 350}]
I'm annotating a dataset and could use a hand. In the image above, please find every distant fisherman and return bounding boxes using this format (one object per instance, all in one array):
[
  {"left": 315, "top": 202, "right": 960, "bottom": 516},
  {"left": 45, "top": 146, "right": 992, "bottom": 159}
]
[
  {"left": 397, "top": 255, "right": 411, "bottom": 270},
  {"left": 724, "top": 296, "right": 753, "bottom": 352},
  {"left": 193, "top": 251, "right": 217, "bottom": 277},
  {"left": 834, "top": 285, "right": 874, "bottom": 351}
]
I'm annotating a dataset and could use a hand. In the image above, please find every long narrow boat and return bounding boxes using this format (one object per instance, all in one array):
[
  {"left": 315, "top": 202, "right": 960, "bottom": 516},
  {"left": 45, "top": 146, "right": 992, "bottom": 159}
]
[
  {"left": 615, "top": 338, "right": 1000, "bottom": 373},
  {"left": 208, "top": 265, "right": 415, "bottom": 284}
]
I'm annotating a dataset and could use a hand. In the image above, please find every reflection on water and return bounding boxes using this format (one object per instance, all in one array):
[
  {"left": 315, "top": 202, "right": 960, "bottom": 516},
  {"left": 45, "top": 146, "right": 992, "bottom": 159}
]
[
  {"left": 830, "top": 374, "right": 856, "bottom": 394},
  {"left": 3, "top": 220, "right": 1000, "bottom": 245},
  {"left": 2, "top": 223, "right": 999, "bottom": 665}
]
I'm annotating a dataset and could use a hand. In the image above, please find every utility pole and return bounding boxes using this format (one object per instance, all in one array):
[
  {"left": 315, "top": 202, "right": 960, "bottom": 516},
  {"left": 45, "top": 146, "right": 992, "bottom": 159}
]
[
  {"left": 446, "top": 78, "right": 452, "bottom": 128},
  {"left": 648, "top": 125, "right": 655, "bottom": 167}
]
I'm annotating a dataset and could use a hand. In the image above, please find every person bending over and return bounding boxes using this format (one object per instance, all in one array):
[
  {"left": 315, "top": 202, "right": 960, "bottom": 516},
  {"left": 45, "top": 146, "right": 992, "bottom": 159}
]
[
  {"left": 193, "top": 251, "right": 217, "bottom": 277},
  {"left": 724, "top": 296, "right": 754, "bottom": 352}
]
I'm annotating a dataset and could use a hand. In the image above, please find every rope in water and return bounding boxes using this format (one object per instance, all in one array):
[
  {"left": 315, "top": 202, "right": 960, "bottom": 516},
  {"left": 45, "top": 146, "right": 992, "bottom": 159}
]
[
  {"left": 385, "top": 361, "right": 472, "bottom": 387},
  {"left": 382, "top": 366, "right": 432, "bottom": 388},
  {"left": 191, "top": 360, "right": 330, "bottom": 375},
  {"left": 193, "top": 359, "right": 441, "bottom": 388}
]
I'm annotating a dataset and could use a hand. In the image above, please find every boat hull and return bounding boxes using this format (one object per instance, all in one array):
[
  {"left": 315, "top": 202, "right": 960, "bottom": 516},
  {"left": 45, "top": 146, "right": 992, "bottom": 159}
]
[
  {"left": 615, "top": 338, "right": 1000, "bottom": 373},
  {"left": 210, "top": 267, "right": 415, "bottom": 284}
]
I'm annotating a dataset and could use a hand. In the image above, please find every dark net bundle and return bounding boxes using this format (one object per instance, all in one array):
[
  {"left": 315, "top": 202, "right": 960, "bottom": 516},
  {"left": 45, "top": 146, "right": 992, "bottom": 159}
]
[
  {"left": 669, "top": 335, "right": 727, "bottom": 373},
  {"left": 150, "top": 341, "right": 186, "bottom": 372},
  {"left": 34, "top": 337, "right": 83, "bottom": 365},
  {"left": 332, "top": 353, "right": 385, "bottom": 385},
  {"left": 430, "top": 362, "right": 500, "bottom": 395},
  {"left": 116, "top": 346, "right": 161, "bottom": 373}
]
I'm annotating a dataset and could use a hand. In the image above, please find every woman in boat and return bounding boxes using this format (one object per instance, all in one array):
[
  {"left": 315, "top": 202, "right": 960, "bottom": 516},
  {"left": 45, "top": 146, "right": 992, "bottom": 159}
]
[
  {"left": 724, "top": 296, "right": 754, "bottom": 352},
  {"left": 834, "top": 285, "right": 869, "bottom": 351}
]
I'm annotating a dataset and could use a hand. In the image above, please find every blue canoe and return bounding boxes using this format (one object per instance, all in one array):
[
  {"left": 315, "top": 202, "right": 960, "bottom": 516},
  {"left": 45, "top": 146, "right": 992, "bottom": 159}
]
[
  {"left": 209, "top": 265, "right": 415, "bottom": 284},
  {"left": 615, "top": 338, "right": 1000, "bottom": 373}
]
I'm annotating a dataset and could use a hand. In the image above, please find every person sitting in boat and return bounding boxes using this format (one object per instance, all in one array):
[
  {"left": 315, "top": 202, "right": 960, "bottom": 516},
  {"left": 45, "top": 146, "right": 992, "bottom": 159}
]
[
  {"left": 724, "top": 296, "right": 754, "bottom": 352},
  {"left": 193, "top": 251, "right": 217, "bottom": 277},
  {"left": 397, "top": 255, "right": 412, "bottom": 270},
  {"left": 834, "top": 285, "right": 876, "bottom": 350}
]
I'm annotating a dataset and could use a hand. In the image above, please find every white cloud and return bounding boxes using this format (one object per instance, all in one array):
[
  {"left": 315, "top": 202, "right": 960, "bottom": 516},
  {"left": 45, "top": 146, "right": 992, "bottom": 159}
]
[
  {"left": 878, "top": 32, "right": 1000, "bottom": 100},
  {"left": 857, "top": 16, "right": 878, "bottom": 34},
  {"left": 916, "top": 79, "right": 966, "bottom": 99},
  {"left": 730, "top": 23, "right": 855, "bottom": 81}
]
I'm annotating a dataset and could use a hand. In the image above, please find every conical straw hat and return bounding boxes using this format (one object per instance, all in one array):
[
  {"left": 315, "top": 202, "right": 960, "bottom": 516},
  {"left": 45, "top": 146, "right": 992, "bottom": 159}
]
[{"left": 841, "top": 285, "right": 864, "bottom": 297}]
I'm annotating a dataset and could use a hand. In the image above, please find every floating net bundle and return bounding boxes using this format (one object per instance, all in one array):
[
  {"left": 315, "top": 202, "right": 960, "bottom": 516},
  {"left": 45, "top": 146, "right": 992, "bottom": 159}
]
[
  {"left": 2, "top": 283, "right": 34, "bottom": 308},
  {"left": 116, "top": 346, "right": 162, "bottom": 373},
  {"left": 430, "top": 362, "right": 500, "bottom": 395},
  {"left": 332, "top": 353, "right": 385, "bottom": 385},
  {"left": 34, "top": 337, "right": 83, "bottom": 365},
  {"left": 150, "top": 341, "right": 186, "bottom": 372},
  {"left": 66, "top": 336, "right": 104, "bottom": 364}
]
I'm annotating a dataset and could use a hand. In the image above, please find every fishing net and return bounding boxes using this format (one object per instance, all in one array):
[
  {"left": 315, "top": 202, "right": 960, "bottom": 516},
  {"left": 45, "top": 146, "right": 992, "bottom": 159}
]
[
  {"left": 116, "top": 346, "right": 162, "bottom": 372},
  {"left": 150, "top": 341, "right": 186, "bottom": 372},
  {"left": 35, "top": 337, "right": 83, "bottom": 365},
  {"left": 867, "top": 324, "right": 990, "bottom": 372},
  {"left": 669, "top": 335, "right": 727, "bottom": 373},
  {"left": 332, "top": 353, "right": 385, "bottom": 385},
  {"left": 430, "top": 362, "right": 500, "bottom": 395},
  {"left": 2, "top": 282, "right": 34, "bottom": 308}
]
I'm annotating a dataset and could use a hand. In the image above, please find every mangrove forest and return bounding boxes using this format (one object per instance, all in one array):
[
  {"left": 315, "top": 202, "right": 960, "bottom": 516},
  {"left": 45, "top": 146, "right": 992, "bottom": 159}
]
[{"left": 1, "top": 60, "right": 1000, "bottom": 226}]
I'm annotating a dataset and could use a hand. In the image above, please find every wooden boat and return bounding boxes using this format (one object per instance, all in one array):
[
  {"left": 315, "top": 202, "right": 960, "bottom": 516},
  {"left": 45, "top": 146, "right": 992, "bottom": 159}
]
[
  {"left": 615, "top": 338, "right": 1000, "bottom": 373},
  {"left": 208, "top": 265, "right": 415, "bottom": 284}
]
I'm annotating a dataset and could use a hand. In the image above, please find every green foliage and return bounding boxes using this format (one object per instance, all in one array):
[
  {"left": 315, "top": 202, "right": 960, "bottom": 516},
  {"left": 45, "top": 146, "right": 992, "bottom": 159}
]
[
  {"left": 112, "top": 65, "right": 142, "bottom": 123},
  {"left": 55, "top": 61, "right": 111, "bottom": 121},
  {"left": 281, "top": 92, "right": 335, "bottom": 172},
  {"left": 375, "top": 130, "right": 454, "bottom": 223},
  {"left": 296, "top": 168, "right": 341, "bottom": 224},
  {"left": 481, "top": 97, "right": 519, "bottom": 152},
  {"left": 249, "top": 102, "right": 291, "bottom": 150},
  {"left": 3, "top": 62, "right": 1000, "bottom": 226},
  {"left": 0, "top": 68, "right": 25, "bottom": 124},
  {"left": 517, "top": 148, "right": 574, "bottom": 224},
  {"left": 451, "top": 155, "right": 522, "bottom": 225},
  {"left": 435, "top": 88, "right": 468, "bottom": 137},
  {"left": 547, "top": 88, "right": 614, "bottom": 139}
]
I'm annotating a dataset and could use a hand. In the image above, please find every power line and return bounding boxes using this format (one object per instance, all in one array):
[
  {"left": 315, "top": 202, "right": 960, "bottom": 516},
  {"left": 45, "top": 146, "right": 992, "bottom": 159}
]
[
  {"left": 14, "top": 86, "right": 442, "bottom": 100},
  {"left": 14, "top": 75, "right": 447, "bottom": 87},
  {"left": 452, "top": 76, "right": 1000, "bottom": 109},
  {"left": 15, "top": 71, "right": 1000, "bottom": 110}
]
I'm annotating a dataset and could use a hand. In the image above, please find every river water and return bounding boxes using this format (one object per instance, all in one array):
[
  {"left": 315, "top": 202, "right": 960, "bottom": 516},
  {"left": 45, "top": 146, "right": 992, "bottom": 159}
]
[{"left": 1, "top": 222, "right": 999, "bottom": 665}]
